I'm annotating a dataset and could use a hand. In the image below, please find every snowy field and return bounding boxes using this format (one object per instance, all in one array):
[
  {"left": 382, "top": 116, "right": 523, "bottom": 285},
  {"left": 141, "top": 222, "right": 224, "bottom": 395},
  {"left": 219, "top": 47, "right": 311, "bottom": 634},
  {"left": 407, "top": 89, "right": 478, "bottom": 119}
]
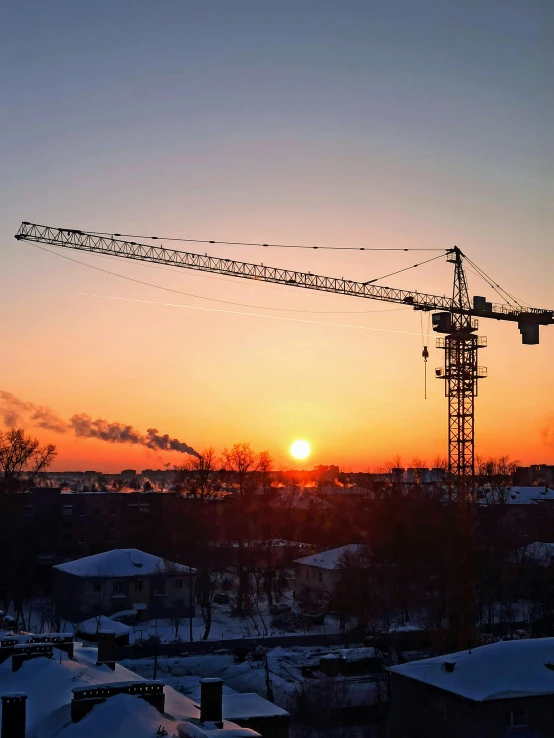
[
  {"left": 122, "top": 645, "right": 385, "bottom": 711},
  {"left": 2, "top": 589, "right": 349, "bottom": 644},
  {"left": 126, "top": 594, "right": 345, "bottom": 644}
]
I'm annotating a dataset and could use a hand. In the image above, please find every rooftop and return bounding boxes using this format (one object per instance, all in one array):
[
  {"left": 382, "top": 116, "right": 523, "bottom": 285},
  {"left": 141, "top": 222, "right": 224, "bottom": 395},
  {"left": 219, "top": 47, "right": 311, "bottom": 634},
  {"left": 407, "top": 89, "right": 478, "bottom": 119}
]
[
  {"left": 295, "top": 544, "right": 364, "bottom": 570},
  {"left": 0, "top": 644, "right": 260, "bottom": 737},
  {"left": 76, "top": 615, "right": 132, "bottom": 637},
  {"left": 53, "top": 549, "right": 195, "bottom": 578},
  {"left": 389, "top": 638, "right": 554, "bottom": 701},
  {"left": 518, "top": 542, "right": 554, "bottom": 566}
]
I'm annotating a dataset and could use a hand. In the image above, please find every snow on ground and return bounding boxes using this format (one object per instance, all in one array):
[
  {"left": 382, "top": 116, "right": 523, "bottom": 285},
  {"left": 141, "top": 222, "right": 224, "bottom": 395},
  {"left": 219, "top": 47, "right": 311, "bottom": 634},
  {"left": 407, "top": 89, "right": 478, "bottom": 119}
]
[
  {"left": 122, "top": 643, "right": 378, "bottom": 711},
  {"left": 118, "top": 591, "right": 345, "bottom": 644}
]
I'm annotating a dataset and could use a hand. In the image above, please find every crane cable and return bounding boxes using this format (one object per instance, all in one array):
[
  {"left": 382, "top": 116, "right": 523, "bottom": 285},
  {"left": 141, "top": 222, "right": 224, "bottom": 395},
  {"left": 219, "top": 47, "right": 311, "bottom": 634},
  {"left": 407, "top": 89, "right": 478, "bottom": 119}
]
[
  {"left": 420, "top": 312, "right": 431, "bottom": 400},
  {"left": 25, "top": 241, "right": 446, "bottom": 317},
  {"left": 464, "top": 255, "right": 530, "bottom": 309},
  {"left": 363, "top": 252, "right": 448, "bottom": 285},
  {"left": 28, "top": 243, "right": 408, "bottom": 316},
  {"left": 85, "top": 229, "right": 448, "bottom": 253}
]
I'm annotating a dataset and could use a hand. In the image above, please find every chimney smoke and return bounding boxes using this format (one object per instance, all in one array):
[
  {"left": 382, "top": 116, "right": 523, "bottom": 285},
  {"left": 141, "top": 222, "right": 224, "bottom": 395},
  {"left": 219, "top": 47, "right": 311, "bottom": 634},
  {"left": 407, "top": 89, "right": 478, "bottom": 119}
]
[{"left": 0, "top": 389, "right": 199, "bottom": 458}]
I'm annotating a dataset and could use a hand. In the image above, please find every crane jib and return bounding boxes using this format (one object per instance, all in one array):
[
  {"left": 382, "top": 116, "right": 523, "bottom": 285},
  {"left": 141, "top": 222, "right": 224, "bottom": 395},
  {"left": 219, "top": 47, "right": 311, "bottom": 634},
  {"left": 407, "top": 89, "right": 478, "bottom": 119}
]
[{"left": 14, "top": 222, "right": 553, "bottom": 327}]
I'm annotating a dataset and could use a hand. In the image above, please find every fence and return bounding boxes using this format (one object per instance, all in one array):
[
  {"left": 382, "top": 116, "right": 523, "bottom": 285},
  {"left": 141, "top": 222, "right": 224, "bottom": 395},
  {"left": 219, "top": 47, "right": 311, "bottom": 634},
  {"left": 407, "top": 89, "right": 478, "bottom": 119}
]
[{"left": 116, "top": 630, "right": 372, "bottom": 661}]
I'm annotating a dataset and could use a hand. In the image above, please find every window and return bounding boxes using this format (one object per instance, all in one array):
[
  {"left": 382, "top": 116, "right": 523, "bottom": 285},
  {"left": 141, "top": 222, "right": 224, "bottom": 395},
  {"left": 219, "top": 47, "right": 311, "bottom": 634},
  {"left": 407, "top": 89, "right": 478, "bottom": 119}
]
[
  {"left": 438, "top": 699, "right": 447, "bottom": 719},
  {"left": 109, "top": 521, "right": 115, "bottom": 530},
  {"left": 175, "top": 579, "right": 183, "bottom": 590},
  {"left": 62, "top": 506, "right": 73, "bottom": 516},
  {"left": 152, "top": 580, "right": 165, "bottom": 596},
  {"left": 134, "top": 580, "right": 143, "bottom": 592},
  {"left": 112, "top": 580, "right": 123, "bottom": 594},
  {"left": 318, "top": 572, "right": 322, "bottom": 582},
  {"left": 62, "top": 520, "right": 72, "bottom": 530},
  {"left": 109, "top": 534, "right": 115, "bottom": 543},
  {"left": 139, "top": 504, "right": 150, "bottom": 514},
  {"left": 109, "top": 508, "right": 115, "bottom": 516},
  {"left": 92, "top": 582, "right": 101, "bottom": 593},
  {"left": 506, "top": 709, "right": 528, "bottom": 729},
  {"left": 78, "top": 507, "right": 85, "bottom": 517},
  {"left": 23, "top": 505, "right": 34, "bottom": 518},
  {"left": 61, "top": 534, "right": 72, "bottom": 543}
]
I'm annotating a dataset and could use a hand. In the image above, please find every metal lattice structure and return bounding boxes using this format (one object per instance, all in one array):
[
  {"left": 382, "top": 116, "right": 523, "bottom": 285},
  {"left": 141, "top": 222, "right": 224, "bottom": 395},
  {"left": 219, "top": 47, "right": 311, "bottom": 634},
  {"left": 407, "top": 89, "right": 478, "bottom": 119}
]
[
  {"left": 15, "top": 222, "right": 554, "bottom": 495},
  {"left": 435, "top": 248, "right": 488, "bottom": 502}
]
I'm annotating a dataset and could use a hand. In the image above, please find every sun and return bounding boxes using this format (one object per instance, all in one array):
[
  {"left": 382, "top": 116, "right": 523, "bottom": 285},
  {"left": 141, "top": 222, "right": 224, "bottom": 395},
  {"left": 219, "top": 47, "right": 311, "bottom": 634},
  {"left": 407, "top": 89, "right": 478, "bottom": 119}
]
[{"left": 290, "top": 439, "right": 311, "bottom": 460}]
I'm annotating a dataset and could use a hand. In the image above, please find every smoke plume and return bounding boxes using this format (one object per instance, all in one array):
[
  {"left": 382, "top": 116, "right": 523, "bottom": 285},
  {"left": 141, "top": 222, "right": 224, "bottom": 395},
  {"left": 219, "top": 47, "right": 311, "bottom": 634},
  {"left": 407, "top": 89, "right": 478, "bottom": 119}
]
[
  {"left": 69, "top": 414, "right": 199, "bottom": 457},
  {"left": 541, "top": 415, "right": 554, "bottom": 450},
  {"left": 0, "top": 390, "right": 199, "bottom": 457},
  {"left": 0, "top": 391, "right": 67, "bottom": 433}
]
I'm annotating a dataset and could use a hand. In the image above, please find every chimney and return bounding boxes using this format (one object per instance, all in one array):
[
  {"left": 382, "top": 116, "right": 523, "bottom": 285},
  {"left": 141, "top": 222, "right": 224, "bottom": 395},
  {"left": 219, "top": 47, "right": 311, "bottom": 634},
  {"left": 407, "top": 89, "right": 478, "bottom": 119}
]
[
  {"left": 96, "top": 631, "right": 116, "bottom": 670},
  {"left": 200, "top": 678, "right": 223, "bottom": 727},
  {"left": 1, "top": 694, "right": 27, "bottom": 738}
]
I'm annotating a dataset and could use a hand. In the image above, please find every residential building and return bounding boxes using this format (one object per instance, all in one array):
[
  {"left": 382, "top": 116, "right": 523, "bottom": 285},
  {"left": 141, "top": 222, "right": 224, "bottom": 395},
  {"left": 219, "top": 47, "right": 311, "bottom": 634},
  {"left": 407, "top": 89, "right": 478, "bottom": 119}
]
[
  {"left": 294, "top": 544, "right": 363, "bottom": 606},
  {"left": 53, "top": 548, "right": 196, "bottom": 622},
  {"left": 0, "top": 635, "right": 289, "bottom": 737},
  {"left": 388, "top": 637, "right": 554, "bottom": 737}
]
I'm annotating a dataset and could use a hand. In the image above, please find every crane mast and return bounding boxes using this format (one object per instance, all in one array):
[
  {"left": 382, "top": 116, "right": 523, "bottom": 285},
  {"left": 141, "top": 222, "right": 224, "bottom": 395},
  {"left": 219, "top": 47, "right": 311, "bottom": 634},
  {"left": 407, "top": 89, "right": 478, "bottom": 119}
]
[
  {"left": 15, "top": 222, "right": 553, "bottom": 500},
  {"left": 435, "top": 248, "right": 488, "bottom": 503}
]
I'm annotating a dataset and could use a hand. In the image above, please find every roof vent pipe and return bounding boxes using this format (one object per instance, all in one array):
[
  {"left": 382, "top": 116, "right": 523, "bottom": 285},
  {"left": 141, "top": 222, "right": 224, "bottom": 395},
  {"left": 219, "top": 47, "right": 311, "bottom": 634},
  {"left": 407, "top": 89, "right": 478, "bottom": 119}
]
[
  {"left": 1, "top": 694, "right": 27, "bottom": 738},
  {"left": 200, "top": 678, "right": 223, "bottom": 727}
]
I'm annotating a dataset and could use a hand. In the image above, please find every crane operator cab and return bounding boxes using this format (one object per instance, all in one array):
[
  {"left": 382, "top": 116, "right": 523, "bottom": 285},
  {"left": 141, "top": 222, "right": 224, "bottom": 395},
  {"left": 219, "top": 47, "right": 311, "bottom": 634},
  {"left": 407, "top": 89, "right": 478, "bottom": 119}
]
[{"left": 432, "top": 312, "right": 452, "bottom": 334}]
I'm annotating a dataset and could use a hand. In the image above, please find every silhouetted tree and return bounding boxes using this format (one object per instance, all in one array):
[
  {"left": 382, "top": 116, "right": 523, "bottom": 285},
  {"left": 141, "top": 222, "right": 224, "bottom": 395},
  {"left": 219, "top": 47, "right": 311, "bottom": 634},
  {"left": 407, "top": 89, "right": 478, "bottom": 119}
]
[
  {"left": 223, "top": 443, "right": 272, "bottom": 614},
  {"left": 0, "top": 428, "right": 56, "bottom": 493}
]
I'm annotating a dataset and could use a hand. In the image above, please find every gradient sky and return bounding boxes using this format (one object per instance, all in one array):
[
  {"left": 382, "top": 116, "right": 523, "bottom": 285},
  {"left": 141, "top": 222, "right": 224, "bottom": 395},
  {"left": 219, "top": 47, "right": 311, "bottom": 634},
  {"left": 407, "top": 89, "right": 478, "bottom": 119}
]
[{"left": 1, "top": 0, "right": 552, "bottom": 471}]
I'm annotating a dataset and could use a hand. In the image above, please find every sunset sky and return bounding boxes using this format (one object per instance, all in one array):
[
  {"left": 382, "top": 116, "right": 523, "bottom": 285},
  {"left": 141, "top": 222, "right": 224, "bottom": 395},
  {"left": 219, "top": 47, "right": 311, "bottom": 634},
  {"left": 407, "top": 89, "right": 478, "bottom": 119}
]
[{"left": 1, "top": 0, "right": 552, "bottom": 471}]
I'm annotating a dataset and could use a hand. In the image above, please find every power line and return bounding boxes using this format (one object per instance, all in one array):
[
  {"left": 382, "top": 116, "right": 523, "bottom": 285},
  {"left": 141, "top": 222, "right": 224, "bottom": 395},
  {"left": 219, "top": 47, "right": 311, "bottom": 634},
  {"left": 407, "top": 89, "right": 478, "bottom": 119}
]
[
  {"left": 29, "top": 243, "right": 411, "bottom": 316},
  {"left": 86, "top": 229, "right": 448, "bottom": 253}
]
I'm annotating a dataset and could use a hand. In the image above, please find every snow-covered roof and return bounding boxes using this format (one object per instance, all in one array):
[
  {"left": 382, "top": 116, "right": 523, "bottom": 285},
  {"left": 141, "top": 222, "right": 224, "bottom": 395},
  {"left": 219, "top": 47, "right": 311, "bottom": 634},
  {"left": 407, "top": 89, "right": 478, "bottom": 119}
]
[
  {"left": 518, "top": 542, "right": 554, "bottom": 566},
  {"left": 294, "top": 544, "right": 364, "bottom": 569},
  {"left": 389, "top": 638, "right": 554, "bottom": 701},
  {"left": 477, "top": 486, "right": 554, "bottom": 506},
  {"left": 76, "top": 615, "right": 131, "bottom": 637},
  {"left": 221, "top": 693, "right": 289, "bottom": 719},
  {"left": 0, "top": 644, "right": 259, "bottom": 737},
  {"left": 53, "top": 549, "right": 195, "bottom": 578},
  {"left": 519, "top": 486, "right": 554, "bottom": 501}
]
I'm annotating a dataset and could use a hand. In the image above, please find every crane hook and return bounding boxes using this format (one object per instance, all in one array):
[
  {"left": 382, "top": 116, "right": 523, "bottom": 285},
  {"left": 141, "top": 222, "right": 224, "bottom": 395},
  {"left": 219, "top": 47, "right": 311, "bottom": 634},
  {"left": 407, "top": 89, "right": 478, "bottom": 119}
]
[{"left": 422, "top": 345, "right": 429, "bottom": 400}]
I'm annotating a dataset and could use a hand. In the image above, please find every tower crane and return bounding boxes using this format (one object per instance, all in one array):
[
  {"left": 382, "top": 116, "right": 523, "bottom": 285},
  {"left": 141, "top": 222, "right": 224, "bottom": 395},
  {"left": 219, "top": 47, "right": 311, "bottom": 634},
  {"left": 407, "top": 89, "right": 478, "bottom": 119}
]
[{"left": 14, "top": 222, "right": 554, "bottom": 501}]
